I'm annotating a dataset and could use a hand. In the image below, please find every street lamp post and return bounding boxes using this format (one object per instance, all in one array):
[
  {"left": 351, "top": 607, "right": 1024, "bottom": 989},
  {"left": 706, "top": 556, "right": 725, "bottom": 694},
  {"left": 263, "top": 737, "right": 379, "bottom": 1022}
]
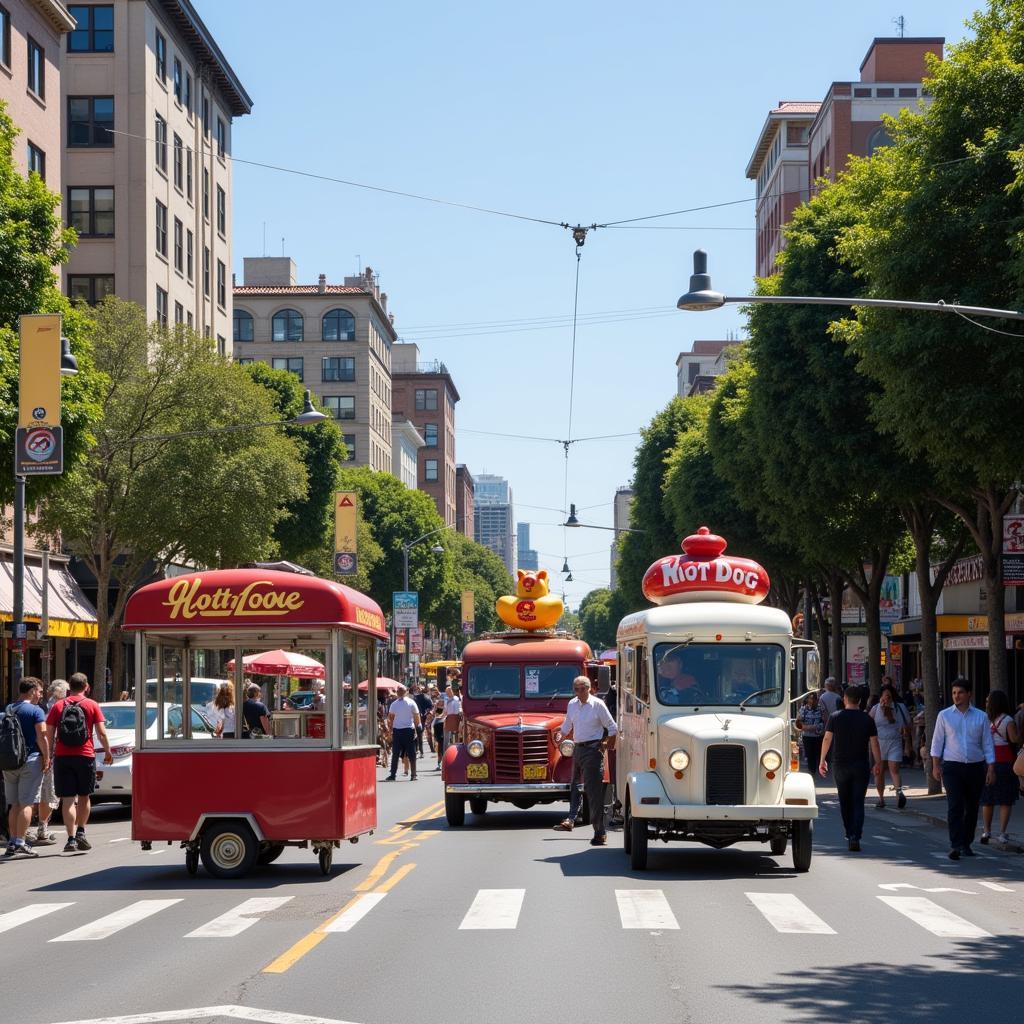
[{"left": 400, "top": 526, "right": 448, "bottom": 680}]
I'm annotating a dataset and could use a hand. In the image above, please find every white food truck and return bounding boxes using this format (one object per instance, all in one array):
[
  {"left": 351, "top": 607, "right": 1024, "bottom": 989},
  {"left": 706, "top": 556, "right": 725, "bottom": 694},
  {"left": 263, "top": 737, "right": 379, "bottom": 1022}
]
[{"left": 616, "top": 527, "right": 818, "bottom": 872}]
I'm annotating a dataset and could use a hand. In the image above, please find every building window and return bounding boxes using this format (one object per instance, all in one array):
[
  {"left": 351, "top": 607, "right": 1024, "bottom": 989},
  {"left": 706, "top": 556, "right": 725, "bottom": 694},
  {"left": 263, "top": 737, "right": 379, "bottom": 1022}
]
[
  {"left": 174, "top": 301, "right": 184, "bottom": 325},
  {"left": 68, "top": 96, "right": 113, "bottom": 147},
  {"left": 424, "top": 423, "right": 438, "bottom": 447},
  {"left": 216, "top": 260, "right": 226, "bottom": 308},
  {"left": 272, "top": 357, "right": 303, "bottom": 381},
  {"left": 323, "top": 396, "right": 355, "bottom": 420},
  {"left": 184, "top": 71, "right": 192, "bottom": 114},
  {"left": 154, "top": 29, "right": 166, "bottom": 81},
  {"left": 415, "top": 388, "right": 438, "bottom": 411},
  {"left": 237, "top": 357, "right": 253, "bottom": 366},
  {"left": 173, "top": 217, "right": 183, "bottom": 272},
  {"left": 272, "top": 308, "right": 303, "bottom": 342},
  {"left": 68, "top": 274, "right": 113, "bottom": 305},
  {"left": 322, "top": 356, "right": 355, "bottom": 382},
  {"left": 173, "top": 134, "right": 183, "bottom": 190},
  {"left": 186, "top": 148, "right": 193, "bottom": 200},
  {"left": 233, "top": 309, "right": 253, "bottom": 342},
  {"left": 0, "top": 5, "right": 10, "bottom": 68},
  {"left": 154, "top": 113, "right": 167, "bottom": 170},
  {"left": 202, "top": 96, "right": 210, "bottom": 137},
  {"left": 173, "top": 57, "right": 182, "bottom": 102},
  {"left": 67, "top": 5, "right": 113, "bottom": 52},
  {"left": 187, "top": 311, "right": 193, "bottom": 329},
  {"left": 27, "top": 36, "right": 43, "bottom": 98},
  {"left": 202, "top": 168, "right": 209, "bottom": 219},
  {"left": 68, "top": 186, "right": 114, "bottom": 237},
  {"left": 322, "top": 308, "right": 355, "bottom": 341},
  {"left": 425, "top": 459, "right": 439, "bottom": 481},
  {"left": 155, "top": 286, "right": 168, "bottom": 326},
  {"left": 216, "top": 185, "right": 225, "bottom": 235},
  {"left": 216, "top": 335, "right": 226, "bottom": 357},
  {"left": 216, "top": 116, "right": 226, "bottom": 157},
  {"left": 186, "top": 230, "right": 193, "bottom": 281},
  {"left": 202, "top": 246, "right": 210, "bottom": 295},
  {"left": 155, "top": 200, "right": 167, "bottom": 256},
  {"left": 867, "top": 126, "right": 893, "bottom": 156},
  {"left": 875, "top": 87, "right": 895, "bottom": 99},
  {"left": 26, "top": 142, "right": 45, "bottom": 180},
  {"left": 342, "top": 434, "right": 356, "bottom": 461}
]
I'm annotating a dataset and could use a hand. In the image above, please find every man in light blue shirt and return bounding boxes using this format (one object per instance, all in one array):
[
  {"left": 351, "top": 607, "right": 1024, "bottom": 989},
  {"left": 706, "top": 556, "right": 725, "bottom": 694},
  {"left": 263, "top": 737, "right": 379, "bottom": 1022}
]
[{"left": 930, "top": 677, "right": 996, "bottom": 860}]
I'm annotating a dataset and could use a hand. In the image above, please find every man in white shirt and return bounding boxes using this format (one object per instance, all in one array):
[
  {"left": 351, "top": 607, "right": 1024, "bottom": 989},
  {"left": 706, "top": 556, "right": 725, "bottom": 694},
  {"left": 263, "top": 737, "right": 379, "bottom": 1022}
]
[
  {"left": 930, "top": 676, "right": 996, "bottom": 859},
  {"left": 556, "top": 676, "right": 617, "bottom": 846},
  {"left": 386, "top": 684, "right": 422, "bottom": 782}
]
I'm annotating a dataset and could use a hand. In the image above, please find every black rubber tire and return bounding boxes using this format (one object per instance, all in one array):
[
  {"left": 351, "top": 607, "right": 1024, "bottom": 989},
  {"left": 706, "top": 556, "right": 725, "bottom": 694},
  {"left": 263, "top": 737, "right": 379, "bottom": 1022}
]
[
  {"left": 185, "top": 848, "right": 199, "bottom": 877},
  {"left": 630, "top": 811, "right": 648, "bottom": 871},
  {"left": 199, "top": 821, "right": 258, "bottom": 879},
  {"left": 623, "top": 800, "right": 633, "bottom": 856},
  {"left": 770, "top": 834, "right": 788, "bottom": 856},
  {"left": 445, "top": 792, "right": 465, "bottom": 827},
  {"left": 468, "top": 797, "right": 487, "bottom": 816},
  {"left": 257, "top": 843, "right": 285, "bottom": 866},
  {"left": 792, "top": 820, "right": 812, "bottom": 873},
  {"left": 318, "top": 847, "right": 332, "bottom": 875}
]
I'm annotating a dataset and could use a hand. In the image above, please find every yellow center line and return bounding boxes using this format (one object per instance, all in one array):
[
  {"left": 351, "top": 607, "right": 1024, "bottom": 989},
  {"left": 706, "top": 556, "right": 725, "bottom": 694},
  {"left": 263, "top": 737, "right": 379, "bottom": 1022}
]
[
  {"left": 402, "top": 800, "right": 444, "bottom": 823},
  {"left": 374, "top": 862, "right": 416, "bottom": 893},
  {"left": 355, "top": 848, "right": 408, "bottom": 891},
  {"left": 263, "top": 892, "right": 364, "bottom": 974}
]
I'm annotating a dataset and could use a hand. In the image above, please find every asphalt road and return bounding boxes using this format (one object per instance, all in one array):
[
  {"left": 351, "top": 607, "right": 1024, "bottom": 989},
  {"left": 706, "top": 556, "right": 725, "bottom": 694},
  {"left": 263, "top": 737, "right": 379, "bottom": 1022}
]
[{"left": 2, "top": 766, "right": 1022, "bottom": 1024}]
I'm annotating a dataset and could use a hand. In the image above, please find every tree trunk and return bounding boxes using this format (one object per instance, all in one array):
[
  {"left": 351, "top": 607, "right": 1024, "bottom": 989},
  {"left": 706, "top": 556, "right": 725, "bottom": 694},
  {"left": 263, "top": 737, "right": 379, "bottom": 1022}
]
[
  {"left": 828, "top": 569, "right": 844, "bottom": 685},
  {"left": 810, "top": 581, "right": 828, "bottom": 675},
  {"left": 846, "top": 545, "right": 891, "bottom": 698},
  {"left": 110, "top": 625, "right": 124, "bottom": 701},
  {"left": 92, "top": 564, "right": 112, "bottom": 701}
]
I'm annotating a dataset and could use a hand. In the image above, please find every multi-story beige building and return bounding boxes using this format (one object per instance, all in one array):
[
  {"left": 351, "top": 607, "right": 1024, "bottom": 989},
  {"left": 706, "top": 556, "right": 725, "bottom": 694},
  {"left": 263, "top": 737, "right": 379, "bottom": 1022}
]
[
  {"left": 61, "top": 0, "right": 251, "bottom": 345},
  {"left": 0, "top": 1, "right": 76, "bottom": 188},
  {"left": 233, "top": 258, "right": 396, "bottom": 473}
]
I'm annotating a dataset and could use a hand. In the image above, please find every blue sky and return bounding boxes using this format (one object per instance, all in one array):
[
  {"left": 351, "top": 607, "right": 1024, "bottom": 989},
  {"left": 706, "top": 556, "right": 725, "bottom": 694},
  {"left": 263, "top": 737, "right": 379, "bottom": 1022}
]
[{"left": 200, "top": 0, "right": 976, "bottom": 607}]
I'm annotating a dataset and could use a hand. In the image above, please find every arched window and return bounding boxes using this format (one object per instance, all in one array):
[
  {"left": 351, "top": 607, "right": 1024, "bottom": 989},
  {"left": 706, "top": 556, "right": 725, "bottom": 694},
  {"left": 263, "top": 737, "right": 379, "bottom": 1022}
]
[
  {"left": 867, "top": 126, "right": 893, "bottom": 156},
  {"left": 323, "top": 308, "right": 356, "bottom": 342},
  {"left": 272, "top": 308, "right": 303, "bottom": 342},
  {"left": 233, "top": 308, "right": 253, "bottom": 343}
]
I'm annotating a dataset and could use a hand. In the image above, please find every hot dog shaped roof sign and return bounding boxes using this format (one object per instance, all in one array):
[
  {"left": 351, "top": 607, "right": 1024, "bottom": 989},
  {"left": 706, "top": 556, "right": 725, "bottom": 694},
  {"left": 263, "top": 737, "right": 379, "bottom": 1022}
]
[{"left": 642, "top": 527, "right": 770, "bottom": 606}]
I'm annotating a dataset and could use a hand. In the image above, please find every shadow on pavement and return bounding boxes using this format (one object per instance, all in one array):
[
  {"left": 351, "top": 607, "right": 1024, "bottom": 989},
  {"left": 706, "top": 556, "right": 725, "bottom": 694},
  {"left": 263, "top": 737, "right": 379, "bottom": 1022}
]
[{"left": 725, "top": 936, "right": 1024, "bottom": 1021}]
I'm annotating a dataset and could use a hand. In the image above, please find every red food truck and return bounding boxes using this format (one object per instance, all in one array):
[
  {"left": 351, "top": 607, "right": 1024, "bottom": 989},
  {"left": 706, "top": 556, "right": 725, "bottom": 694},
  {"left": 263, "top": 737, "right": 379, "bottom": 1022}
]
[{"left": 121, "top": 568, "right": 388, "bottom": 878}]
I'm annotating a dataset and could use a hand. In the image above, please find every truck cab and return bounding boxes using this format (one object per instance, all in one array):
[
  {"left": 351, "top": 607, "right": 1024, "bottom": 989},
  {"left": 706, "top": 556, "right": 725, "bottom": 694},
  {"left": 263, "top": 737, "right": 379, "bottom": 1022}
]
[{"left": 442, "top": 632, "right": 593, "bottom": 826}]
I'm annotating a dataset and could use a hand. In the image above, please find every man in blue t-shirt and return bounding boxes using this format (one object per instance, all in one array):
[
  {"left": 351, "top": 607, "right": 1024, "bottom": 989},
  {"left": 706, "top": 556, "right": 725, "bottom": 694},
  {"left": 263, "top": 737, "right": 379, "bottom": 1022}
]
[{"left": 3, "top": 678, "right": 50, "bottom": 858}]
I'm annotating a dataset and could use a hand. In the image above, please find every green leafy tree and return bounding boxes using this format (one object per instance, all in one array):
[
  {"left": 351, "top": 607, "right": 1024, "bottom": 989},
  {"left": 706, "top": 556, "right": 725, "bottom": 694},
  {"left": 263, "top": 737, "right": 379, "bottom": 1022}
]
[
  {"left": 579, "top": 587, "right": 615, "bottom": 650},
  {"left": 434, "top": 532, "right": 513, "bottom": 639}
]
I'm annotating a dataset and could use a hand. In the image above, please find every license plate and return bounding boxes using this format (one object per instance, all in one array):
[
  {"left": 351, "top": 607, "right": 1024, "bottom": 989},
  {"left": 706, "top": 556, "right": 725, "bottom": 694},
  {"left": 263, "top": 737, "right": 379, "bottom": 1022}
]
[
  {"left": 466, "top": 763, "right": 489, "bottom": 780},
  {"left": 523, "top": 764, "right": 546, "bottom": 780}
]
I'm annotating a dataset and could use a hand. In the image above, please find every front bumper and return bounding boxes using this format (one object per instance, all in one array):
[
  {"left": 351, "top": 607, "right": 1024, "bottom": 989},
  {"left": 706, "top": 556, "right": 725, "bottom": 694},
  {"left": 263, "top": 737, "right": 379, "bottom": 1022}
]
[
  {"left": 446, "top": 783, "right": 570, "bottom": 796},
  {"left": 639, "top": 803, "right": 818, "bottom": 822}
]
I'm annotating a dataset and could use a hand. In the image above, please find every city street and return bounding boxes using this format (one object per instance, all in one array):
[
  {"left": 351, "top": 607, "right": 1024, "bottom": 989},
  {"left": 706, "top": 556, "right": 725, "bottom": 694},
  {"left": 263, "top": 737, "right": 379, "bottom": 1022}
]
[{"left": 1, "top": 768, "right": 1021, "bottom": 1024}]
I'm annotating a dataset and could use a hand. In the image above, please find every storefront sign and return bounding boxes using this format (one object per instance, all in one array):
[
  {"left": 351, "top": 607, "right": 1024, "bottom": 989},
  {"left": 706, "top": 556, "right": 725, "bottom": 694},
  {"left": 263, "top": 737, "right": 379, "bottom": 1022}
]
[
  {"left": 944, "top": 555, "right": 985, "bottom": 587},
  {"left": 943, "top": 634, "right": 1014, "bottom": 651}
]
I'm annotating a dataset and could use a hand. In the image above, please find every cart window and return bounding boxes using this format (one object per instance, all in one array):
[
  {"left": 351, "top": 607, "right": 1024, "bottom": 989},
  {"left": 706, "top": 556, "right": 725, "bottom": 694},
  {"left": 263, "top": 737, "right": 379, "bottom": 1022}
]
[
  {"left": 355, "top": 641, "right": 371, "bottom": 745},
  {"left": 154, "top": 644, "right": 184, "bottom": 740},
  {"left": 341, "top": 634, "right": 355, "bottom": 745},
  {"left": 240, "top": 644, "right": 329, "bottom": 744},
  {"left": 636, "top": 645, "right": 649, "bottom": 705}
]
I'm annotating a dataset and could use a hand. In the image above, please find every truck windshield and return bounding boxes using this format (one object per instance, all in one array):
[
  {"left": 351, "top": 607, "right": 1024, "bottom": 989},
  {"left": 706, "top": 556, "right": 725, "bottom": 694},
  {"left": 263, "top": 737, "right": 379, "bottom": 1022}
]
[
  {"left": 525, "top": 664, "right": 577, "bottom": 698},
  {"left": 467, "top": 665, "right": 521, "bottom": 699},
  {"left": 653, "top": 642, "right": 785, "bottom": 707}
]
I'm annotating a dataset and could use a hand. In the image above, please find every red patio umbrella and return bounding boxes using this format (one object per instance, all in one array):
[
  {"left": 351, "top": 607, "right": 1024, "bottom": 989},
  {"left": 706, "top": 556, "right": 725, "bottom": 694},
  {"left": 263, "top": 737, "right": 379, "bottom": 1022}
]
[
  {"left": 224, "top": 649, "right": 325, "bottom": 679},
  {"left": 359, "top": 677, "right": 401, "bottom": 693}
]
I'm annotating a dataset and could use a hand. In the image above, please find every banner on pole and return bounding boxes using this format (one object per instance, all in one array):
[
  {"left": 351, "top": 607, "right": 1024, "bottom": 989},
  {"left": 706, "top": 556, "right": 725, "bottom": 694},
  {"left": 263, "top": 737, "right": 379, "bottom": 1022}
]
[
  {"left": 461, "top": 589, "right": 475, "bottom": 634},
  {"left": 19, "top": 314, "right": 62, "bottom": 428},
  {"left": 334, "top": 491, "right": 358, "bottom": 575}
]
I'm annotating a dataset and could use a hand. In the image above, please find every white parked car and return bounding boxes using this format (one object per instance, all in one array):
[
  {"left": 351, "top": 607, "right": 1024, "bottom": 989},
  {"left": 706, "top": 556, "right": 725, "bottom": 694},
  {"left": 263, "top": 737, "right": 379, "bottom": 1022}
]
[{"left": 93, "top": 702, "right": 216, "bottom": 803}]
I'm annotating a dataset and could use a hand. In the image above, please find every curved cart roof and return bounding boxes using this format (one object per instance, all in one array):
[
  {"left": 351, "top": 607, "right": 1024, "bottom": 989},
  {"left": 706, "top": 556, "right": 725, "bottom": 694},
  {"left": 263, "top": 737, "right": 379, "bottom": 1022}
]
[{"left": 123, "top": 569, "right": 388, "bottom": 640}]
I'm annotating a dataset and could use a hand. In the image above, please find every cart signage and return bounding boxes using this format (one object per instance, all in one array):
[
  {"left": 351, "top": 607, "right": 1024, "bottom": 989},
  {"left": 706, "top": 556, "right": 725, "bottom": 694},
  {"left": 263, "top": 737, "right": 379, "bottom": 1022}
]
[{"left": 163, "top": 577, "right": 304, "bottom": 620}]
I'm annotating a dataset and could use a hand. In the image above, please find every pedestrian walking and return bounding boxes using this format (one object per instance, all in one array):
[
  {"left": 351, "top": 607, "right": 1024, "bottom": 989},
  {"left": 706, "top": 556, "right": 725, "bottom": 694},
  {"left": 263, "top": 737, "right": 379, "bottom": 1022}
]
[
  {"left": 411, "top": 683, "right": 432, "bottom": 757},
  {"left": 818, "top": 685, "right": 882, "bottom": 851},
  {"left": 979, "top": 689, "right": 1020, "bottom": 846},
  {"left": 556, "top": 676, "right": 617, "bottom": 846},
  {"left": 2, "top": 678, "right": 50, "bottom": 858},
  {"left": 385, "top": 683, "right": 421, "bottom": 781},
  {"left": 432, "top": 692, "right": 446, "bottom": 769},
  {"left": 869, "top": 684, "right": 911, "bottom": 808},
  {"left": 930, "top": 676, "right": 996, "bottom": 860},
  {"left": 818, "top": 677, "right": 841, "bottom": 718},
  {"left": 443, "top": 681, "right": 463, "bottom": 754},
  {"left": 45, "top": 673, "right": 112, "bottom": 854},
  {"left": 29, "top": 678, "right": 68, "bottom": 847},
  {"left": 796, "top": 691, "right": 826, "bottom": 774}
]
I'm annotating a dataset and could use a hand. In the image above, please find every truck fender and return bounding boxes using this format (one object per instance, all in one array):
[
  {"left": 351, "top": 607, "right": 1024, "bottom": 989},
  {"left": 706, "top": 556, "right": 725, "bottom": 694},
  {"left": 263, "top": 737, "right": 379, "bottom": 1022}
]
[
  {"left": 624, "top": 770, "right": 672, "bottom": 818},
  {"left": 782, "top": 770, "right": 817, "bottom": 810},
  {"left": 442, "top": 742, "right": 469, "bottom": 784}
]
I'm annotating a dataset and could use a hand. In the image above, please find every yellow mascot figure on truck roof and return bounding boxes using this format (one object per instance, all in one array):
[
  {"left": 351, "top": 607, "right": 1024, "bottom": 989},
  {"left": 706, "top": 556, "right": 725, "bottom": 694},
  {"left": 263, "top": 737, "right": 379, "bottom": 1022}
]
[{"left": 496, "top": 569, "right": 563, "bottom": 631}]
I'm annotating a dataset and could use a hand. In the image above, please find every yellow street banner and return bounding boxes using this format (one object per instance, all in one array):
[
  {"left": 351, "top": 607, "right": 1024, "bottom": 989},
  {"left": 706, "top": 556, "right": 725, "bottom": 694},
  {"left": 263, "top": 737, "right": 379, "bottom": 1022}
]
[
  {"left": 334, "top": 491, "right": 358, "bottom": 575},
  {"left": 461, "top": 590, "right": 475, "bottom": 634},
  {"left": 19, "top": 314, "right": 62, "bottom": 427}
]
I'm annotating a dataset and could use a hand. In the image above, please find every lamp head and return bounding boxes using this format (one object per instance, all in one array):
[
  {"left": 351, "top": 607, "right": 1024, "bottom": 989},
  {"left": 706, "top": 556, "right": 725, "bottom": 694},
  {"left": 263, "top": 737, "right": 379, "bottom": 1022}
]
[
  {"left": 565, "top": 572, "right": 574, "bottom": 582},
  {"left": 430, "top": 544, "right": 445, "bottom": 554},
  {"left": 291, "top": 389, "right": 327, "bottom": 425},
  {"left": 565, "top": 503, "right": 580, "bottom": 527},
  {"left": 676, "top": 250, "right": 726, "bottom": 311},
  {"left": 60, "top": 336, "right": 79, "bottom": 376},
  {"left": 561, "top": 558, "right": 571, "bottom": 574}
]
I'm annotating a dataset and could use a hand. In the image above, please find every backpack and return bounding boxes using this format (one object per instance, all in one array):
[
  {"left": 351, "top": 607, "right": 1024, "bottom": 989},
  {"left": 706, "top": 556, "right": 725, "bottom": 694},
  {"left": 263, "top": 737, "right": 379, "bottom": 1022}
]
[
  {"left": 0, "top": 702, "right": 28, "bottom": 770},
  {"left": 58, "top": 699, "right": 89, "bottom": 747}
]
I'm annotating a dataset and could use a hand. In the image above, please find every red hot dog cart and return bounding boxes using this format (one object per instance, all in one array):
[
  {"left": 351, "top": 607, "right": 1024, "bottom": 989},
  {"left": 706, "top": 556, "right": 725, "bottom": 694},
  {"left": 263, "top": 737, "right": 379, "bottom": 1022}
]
[{"left": 121, "top": 568, "right": 388, "bottom": 878}]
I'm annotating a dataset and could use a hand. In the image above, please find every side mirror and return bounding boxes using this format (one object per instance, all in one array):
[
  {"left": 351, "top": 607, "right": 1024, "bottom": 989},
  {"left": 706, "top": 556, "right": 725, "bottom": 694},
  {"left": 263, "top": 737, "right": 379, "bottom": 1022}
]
[{"left": 806, "top": 648, "right": 821, "bottom": 693}]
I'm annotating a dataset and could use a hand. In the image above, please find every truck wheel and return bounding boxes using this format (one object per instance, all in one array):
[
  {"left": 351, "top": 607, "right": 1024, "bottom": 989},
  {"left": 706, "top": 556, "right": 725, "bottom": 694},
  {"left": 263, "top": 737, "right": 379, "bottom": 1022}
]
[
  {"left": 770, "top": 834, "right": 788, "bottom": 856},
  {"left": 623, "top": 800, "right": 633, "bottom": 855},
  {"left": 445, "top": 792, "right": 466, "bottom": 827},
  {"left": 257, "top": 843, "right": 285, "bottom": 865},
  {"left": 468, "top": 797, "right": 487, "bottom": 816},
  {"left": 792, "top": 820, "right": 812, "bottom": 872},
  {"left": 629, "top": 810, "right": 648, "bottom": 871},
  {"left": 199, "top": 821, "right": 258, "bottom": 879}
]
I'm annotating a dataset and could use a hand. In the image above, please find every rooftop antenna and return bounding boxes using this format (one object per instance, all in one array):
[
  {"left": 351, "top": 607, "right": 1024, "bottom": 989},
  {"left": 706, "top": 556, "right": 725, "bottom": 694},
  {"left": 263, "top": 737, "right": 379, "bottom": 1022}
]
[
  {"left": 281, "top": 236, "right": 285, "bottom": 257},
  {"left": 893, "top": 14, "right": 905, "bottom": 37},
  {"left": 262, "top": 221, "right": 266, "bottom": 257}
]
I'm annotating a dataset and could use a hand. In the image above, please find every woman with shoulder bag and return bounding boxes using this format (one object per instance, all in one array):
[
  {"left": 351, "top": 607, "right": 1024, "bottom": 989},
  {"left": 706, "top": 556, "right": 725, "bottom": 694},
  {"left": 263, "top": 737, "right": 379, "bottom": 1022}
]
[
  {"left": 868, "top": 685, "right": 911, "bottom": 809},
  {"left": 981, "top": 689, "right": 1020, "bottom": 845}
]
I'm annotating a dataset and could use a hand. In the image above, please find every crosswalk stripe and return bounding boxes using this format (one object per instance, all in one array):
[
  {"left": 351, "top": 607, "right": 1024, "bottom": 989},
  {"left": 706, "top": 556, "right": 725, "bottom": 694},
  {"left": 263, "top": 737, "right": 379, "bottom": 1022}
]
[
  {"left": 321, "top": 892, "right": 387, "bottom": 933},
  {"left": 615, "top": 889, "right": 679, "bottom": 930},
  {"left": 50, "top": 899, "right": 183, "bottom": 942},
  {"left": 185, "top": 897, "right": 293, "bottom": 938},
  {"left": 746, "top": 893, "right": 835, "bottom": 934},
  {"left": 459, "top": 889, "right": 525, "bottom": 930},
  {"left": 978, "top": 881, "right": 1014, "bottom": 893},
  {"left": 877, "top": 896, "right": 990, "bottom": 938},
  {"left": 0, "top": 903, "right": 75, "bottom": 935}
]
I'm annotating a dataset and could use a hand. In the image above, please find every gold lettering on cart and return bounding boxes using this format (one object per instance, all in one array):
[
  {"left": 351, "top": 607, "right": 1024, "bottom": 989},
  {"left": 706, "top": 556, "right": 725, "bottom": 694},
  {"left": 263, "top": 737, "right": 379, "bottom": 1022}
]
[
  {"left": 162, "top": 577, "right": 304, "bottom": 620},
  {"left": 355, "top": 607, "right": 384, "bottom": 631}
]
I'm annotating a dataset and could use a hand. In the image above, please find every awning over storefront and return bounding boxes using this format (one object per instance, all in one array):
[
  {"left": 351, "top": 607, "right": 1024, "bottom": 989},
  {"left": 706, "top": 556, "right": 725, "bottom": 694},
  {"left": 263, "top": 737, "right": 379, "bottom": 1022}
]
[{"left": 0, "top": 560, "right": 98, "bottom": 639}]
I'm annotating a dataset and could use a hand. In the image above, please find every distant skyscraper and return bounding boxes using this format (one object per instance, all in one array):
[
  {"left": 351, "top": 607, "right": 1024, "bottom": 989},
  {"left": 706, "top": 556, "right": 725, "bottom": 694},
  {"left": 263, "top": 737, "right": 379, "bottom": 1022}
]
[
  {"left": 474, "top": 474, "right": 515, "bottom": 575},
  {"left": 610, "top": 486, "right": 635, "bottom": 589},
  {"left": 517, "top": 522, "right": 538, "bottom": 572}
]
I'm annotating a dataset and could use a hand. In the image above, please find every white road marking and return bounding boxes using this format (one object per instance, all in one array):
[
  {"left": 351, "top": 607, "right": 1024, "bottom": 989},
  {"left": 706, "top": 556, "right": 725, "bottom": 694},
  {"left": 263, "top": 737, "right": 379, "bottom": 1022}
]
[
  {"left": 879, "top": 883, "right": 976, "bottom": 894},
  {"left": 870, "top": 835, "right": 897, "bottom": 843},
  {"left": 50, "top": 899, "right": 183, "bottom": 942},
  {"left": 978, "top": 881, "right": 1014, "bottom": 893},
  {"left": 459, "top": 888, "right": 525, "bottom": 930},
  {"left": 877, "top": 896, "right": 990, "bottom": 938},
  {"left": 0, "top": 903, "right": 74, "bottom": 934},
  {"left": 746, "top": 893, "right": 835, "bottom": 934},
  {"left": 615, "top": 889, "right": 679, "bottom": 930},
  {"left": 49, "top": 1006, "right": 360, "bottom": 1024},
  {"left": 321, "top": 892, "right": 386, "bottom": 933},
  {"left": 186, "top": 897, "right": 293, "bottom": 938},
  {"left": 108, "top": 837, "right": 130, "bottom": 843}
]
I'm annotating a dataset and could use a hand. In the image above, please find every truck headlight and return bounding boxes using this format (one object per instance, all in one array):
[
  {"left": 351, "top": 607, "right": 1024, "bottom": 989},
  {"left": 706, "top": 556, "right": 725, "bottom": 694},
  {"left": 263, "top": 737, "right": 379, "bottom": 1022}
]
[
  {"left": 467, "top": 739, "right": 485, "bottom": 759},
  {"left": 668, "top": 749, "right": 690, "bottom": 772},
  {"left": 760, "top": 749, "right": 783, "bottom": 772},
  {"left": 559, "top": 739, "right": 575, "bottom": 757}
]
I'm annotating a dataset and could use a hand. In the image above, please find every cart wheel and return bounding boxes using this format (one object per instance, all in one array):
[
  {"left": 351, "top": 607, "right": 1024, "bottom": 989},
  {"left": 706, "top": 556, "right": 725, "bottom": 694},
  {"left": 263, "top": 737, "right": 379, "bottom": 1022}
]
[
  {"left": 445, "top": 792, "right": 465, "bottom": 827},
  {"left": 257, "top": 843, "right": 285, "bottom": 866},
  {"left": 185, "top": 848, "right": 199, "bottom": 877},
  {"left": 199, "top": 821, "right": 258, "bottom": 879},
  {"left": 468, "top": 797, "right": 487, "bottom": 816},
  {"left": 629, "top": 808, "right": 649, "bottom": 871},
  {"left": 318, "top": 846, "right": 333, "bottom": 875},
  {"left": 792, "top": 820, "right": 812, "bottom": 873},
  {"left": 770, "top": 834, "right": 788, "bottom": 856}
]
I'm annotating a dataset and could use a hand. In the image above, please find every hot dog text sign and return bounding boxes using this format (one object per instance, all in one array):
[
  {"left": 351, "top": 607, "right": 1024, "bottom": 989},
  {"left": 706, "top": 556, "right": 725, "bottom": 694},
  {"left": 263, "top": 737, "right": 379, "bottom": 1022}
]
[{"left": 642, "top": 527, "right": 770, "bottom": 606}]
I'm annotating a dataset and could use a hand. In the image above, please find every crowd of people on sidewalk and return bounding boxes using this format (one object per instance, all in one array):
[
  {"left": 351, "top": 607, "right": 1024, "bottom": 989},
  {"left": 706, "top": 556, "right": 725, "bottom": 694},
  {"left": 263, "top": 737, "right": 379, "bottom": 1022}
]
[{"left": 379, "top": 669, "right": 463, "bottom": 781}]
